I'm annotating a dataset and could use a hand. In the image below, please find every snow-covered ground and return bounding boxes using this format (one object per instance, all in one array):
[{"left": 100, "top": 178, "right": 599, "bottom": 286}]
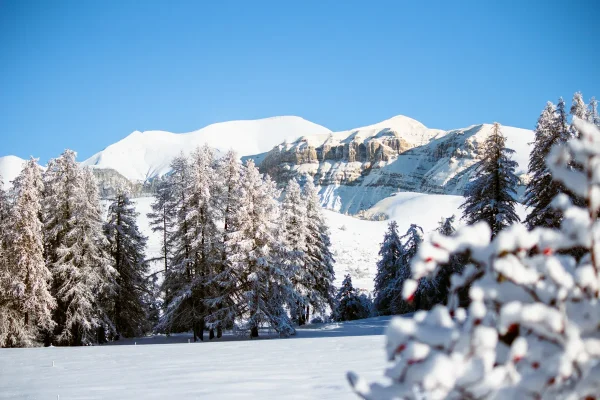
[{"left": 0, "top": 316, "right": 394, "bottom": 400}]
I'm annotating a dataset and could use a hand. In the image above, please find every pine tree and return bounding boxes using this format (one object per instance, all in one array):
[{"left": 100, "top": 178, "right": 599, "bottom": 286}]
[
  {"left": 233, "top": 160, "right": 294, "bottom": 337},
  {"left": 280, "top": 179, "right": 308, "bottom": 325},
  {"left": 333, "top": 275, "right": 371, "bottom": 321},
  {"left": 373, "top": 220, "right": 402, "bottom": 315},
  {"left": 570, "top": 91, "right": 589, "bottom": 136},
  {"left": 392, "top": 224, "right": 423, "bottom": 314},
  {"left": 104, "top": 190, "right": 149, "bottom": 339},
  {"left": 302, "top": 179, "right": 335, "bottom": 323},
  {"left": 147, "top": 175, "right": 176, "bottom": 300},
  {"left": 207, "top": 150, "right": 243, "bottom": 338},
  {"left": 0, "top": 174, "right": 29, "bottom": 347},
  {"left": 460, "top": 122, "right": 520, "bottom": 238},
  {"left": 524, "top": 102, "right": 567, "bottom": 229},
  {"left": 6, "top": 158, "right": 56, "bottom": 345},
  {"left": 588, "top": 97, "right": 599, "bottom": 127},
  {"left": 42, "top": 151, "right": 115, "bottom": 345},
  {"left": 79, "top": 168, "right": 116, "bottom": 343}
]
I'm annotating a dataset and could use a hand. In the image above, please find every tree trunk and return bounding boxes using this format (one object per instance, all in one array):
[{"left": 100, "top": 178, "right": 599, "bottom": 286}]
[
  {"left": 209, "top": 328, "right": 215, "bottom": 340},
  {"left": 217, "top": 326, "right": 222, "bottom": 338},
  {"left": 251, "top": 326, "right": 259, "bottom": 338},
  {"left": 305, "top": 305, "right": 310, "bottom": 324}
]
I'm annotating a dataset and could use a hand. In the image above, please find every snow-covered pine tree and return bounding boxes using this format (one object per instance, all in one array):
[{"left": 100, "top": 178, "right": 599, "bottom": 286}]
[
  {"left": 80, "top": 168, "right": 116, "bottom": 343},
  {"left": 0, "top": 174, "right": 29, "bottom": 347},
  {"left": 436, "top": 214, "right": 456, "bottom": 236},
  {"left": 588, "top": 97, "right": 600, "bottom": 127},
  {"left": 157, "top": 154, "right": 195, "bottom": 335},
  {"left": 333, "top": 275, "right": 370, "bottom": 322},
  {"left": 5, "top": 158, "right": 56, "bottom": 346},
  {"left": 570, "top": 91, "right": 589, "bottom": 136},
  {"left": 524, "top": 102, "right": 569, "bottom": 229},
  {"left": 348, "top": 118, "right": 600, "bottom": 399},
  {"left": 374, "top": 220, "right": 402, "bottom": 316},
  {"left": 234, "top": 160, "right": 294, "bottom": 337},
  {"left": 146, "top": 175, "right": 176, "bottom": 299},
  {"left": 185, "top": 145, "right": 219, "bottom": 341},
  {"left": 302, "top": 178, "right": 335, "bottom": 323},
  {"left": 460, "top": 122, "right": 520, "bottom": 238},
  {"left": 280, "top": 178, "right": 308, "bottom": 325},
  {"left": 104, "top": 189, "right": 149, "bottom": 339},
  {"left": 43, "top": 150, "right": 115, "bottom": 345},
  {"left": 392, "top": 224, "right": 424, "bottom": 314},
  {"left": 206, "top": 150, "right": 243, "bottom": 338}
]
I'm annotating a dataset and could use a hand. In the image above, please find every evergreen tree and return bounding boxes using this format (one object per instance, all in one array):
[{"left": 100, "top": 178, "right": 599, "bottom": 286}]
[
  {"left": 42, "top": 150, "right": 114, "bottom": 345},
  {"left": 0, "top": 174, "right": 29, "bottom": 347},
  {"left": 333, "top": 275, "right": 371, "bottom": 321},
  {"left": 6, "top": 158, "right": 56, "bottom": 345},
  {"left": 104, "top": 190, "right": 149, "bottom": 339},
  {"left": 588, "top": 97, "right": 599, "bottom": 127},
  {"left": 570, "top": 91, "right": 589, "bottom": 135},
  {"left": 373, "top": 220, "right": 402, "bottom": 315},
  {"left": 460, "top": 122, "right": 520, "bottom": 238},
  {"left": 436, "top": 214, "right": 456, "bottom": 236},
  {"left": 233, "top": 160, "right": 294, "bottom": 337},
  {"left": 302, "top": 179, "right": 335, "bottom": 323},
  {"left": 207, "top": 150, "right": 243, "bottom": 338},
  {"left": 391, "top": 224, "right": 423, "bottom": 314},
  {"left": 280, "top": 179, "right": 308, "bottom": 325},
  {"left": 159, "top": 154, "right": 193, "bottom": 334},
  {"left": 524, "top": 102, "right": 567, "bottom": 229},
  {"left": 146, "top": 175, "right": 176, "bottom": 300}
]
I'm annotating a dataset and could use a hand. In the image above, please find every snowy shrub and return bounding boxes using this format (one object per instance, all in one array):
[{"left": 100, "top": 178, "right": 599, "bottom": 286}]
[
  {"left": 348, "top": 118, "right": 600, "bottom": 399},
  {"left": 310, "top": 316, "right": 324, "bottom": 324}
]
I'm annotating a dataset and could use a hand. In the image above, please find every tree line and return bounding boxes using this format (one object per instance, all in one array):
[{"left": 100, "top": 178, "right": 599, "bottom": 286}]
[{"left": 0, "top": 146, "right": 337, "bottom": 347}]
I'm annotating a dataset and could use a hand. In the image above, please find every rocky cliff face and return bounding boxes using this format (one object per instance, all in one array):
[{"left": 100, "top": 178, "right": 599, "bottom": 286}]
[{"left": 257, "top": 120, "right": 533, "bottom": 216}]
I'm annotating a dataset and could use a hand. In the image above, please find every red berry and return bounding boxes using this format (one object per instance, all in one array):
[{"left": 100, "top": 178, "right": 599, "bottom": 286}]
[
  {"left": 396, "top": 344, "right": 406, "bottom": 353},
  {"left": 425, "top": 257, "right": 433, "bottom": 263},
  {"left": 543, "top": 248, "right": 553, "bottom": 256},
  {"left": 532, "top": 362, "right": 539, "bottom": 369}
]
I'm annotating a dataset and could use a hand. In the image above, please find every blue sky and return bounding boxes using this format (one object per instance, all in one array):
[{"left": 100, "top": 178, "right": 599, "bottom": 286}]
[{"left": 1, "top": 0, "right": 599, "bottom": 163}]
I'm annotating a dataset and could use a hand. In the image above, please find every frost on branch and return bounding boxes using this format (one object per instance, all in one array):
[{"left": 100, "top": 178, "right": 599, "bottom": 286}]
[{"left": 348, "top": 118, "right": 600, "bottom": 399}]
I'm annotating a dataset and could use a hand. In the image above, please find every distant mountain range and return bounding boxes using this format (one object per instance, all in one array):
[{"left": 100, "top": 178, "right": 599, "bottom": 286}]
[{"left": 0, "top": 115, "right": 533, "bottom": 217}]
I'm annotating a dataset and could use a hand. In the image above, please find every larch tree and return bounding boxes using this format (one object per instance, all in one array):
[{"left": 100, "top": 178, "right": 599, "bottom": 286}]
[
  {"left": 460, "top": 122, "right": 520, "bottom": 238},
  {"left": 43, "top": 150, "right": 114, "bottom": 345},
  {"left": 104, "top": 189, "right": 149, "bottom": 339},
  {"left": 302, "top": 178, "right": 335, "bottom": 323},
  {"left": 588, "top": 97, "right": 599, "bottom": 127},
  {"left": 374, "top": 220, "right": 402, "bottom": 316},
  {"left": 234, "top": 160, "right": 294, "bottom": 337},
  {"left": 147, "top": 175, "right": 176, "bottom": 302},
  {"left": 280, "top": 178, "right": 308, "bottom": 325},
  {"left": 7, "top": 158, "right": 56, "bottom": 345},
  {"left": 207, "top": 150, "right": 243, "bottom": 338},
  {"left": 0, "top": 174, "right": 30, "bottom": 347}
]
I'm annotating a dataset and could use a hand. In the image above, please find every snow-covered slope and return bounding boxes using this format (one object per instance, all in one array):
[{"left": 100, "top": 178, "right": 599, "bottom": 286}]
[
  {"left": 0, "top": 155, "right": 27, "bottom": 189},
  {"left": 82, "top": 116, "right": 331, "bottom": 182}
]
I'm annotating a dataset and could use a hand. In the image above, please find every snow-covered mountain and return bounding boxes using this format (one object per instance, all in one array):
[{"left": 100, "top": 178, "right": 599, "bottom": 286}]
[
  {"left": 1, "top": 114, "right": 534, "bottom": 219},
  {"left": 258, "top": 118, "right": 533, "bottom": 215},
  {"left": 0, "top": 155, "right": 27, "bottom": 189},
  {"left": 82, "top": 116, "right": 331, "bottom": 182}
]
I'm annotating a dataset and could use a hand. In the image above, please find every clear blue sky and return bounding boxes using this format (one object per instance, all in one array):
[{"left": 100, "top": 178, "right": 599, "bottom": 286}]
[{"left": 1, "top": 0, "right": 599, "bottom": 163}]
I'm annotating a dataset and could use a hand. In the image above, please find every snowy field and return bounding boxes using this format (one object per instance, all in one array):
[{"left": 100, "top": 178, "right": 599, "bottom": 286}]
[{"left": 0, "top": 317, "right": 394, "bottom": 400}]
